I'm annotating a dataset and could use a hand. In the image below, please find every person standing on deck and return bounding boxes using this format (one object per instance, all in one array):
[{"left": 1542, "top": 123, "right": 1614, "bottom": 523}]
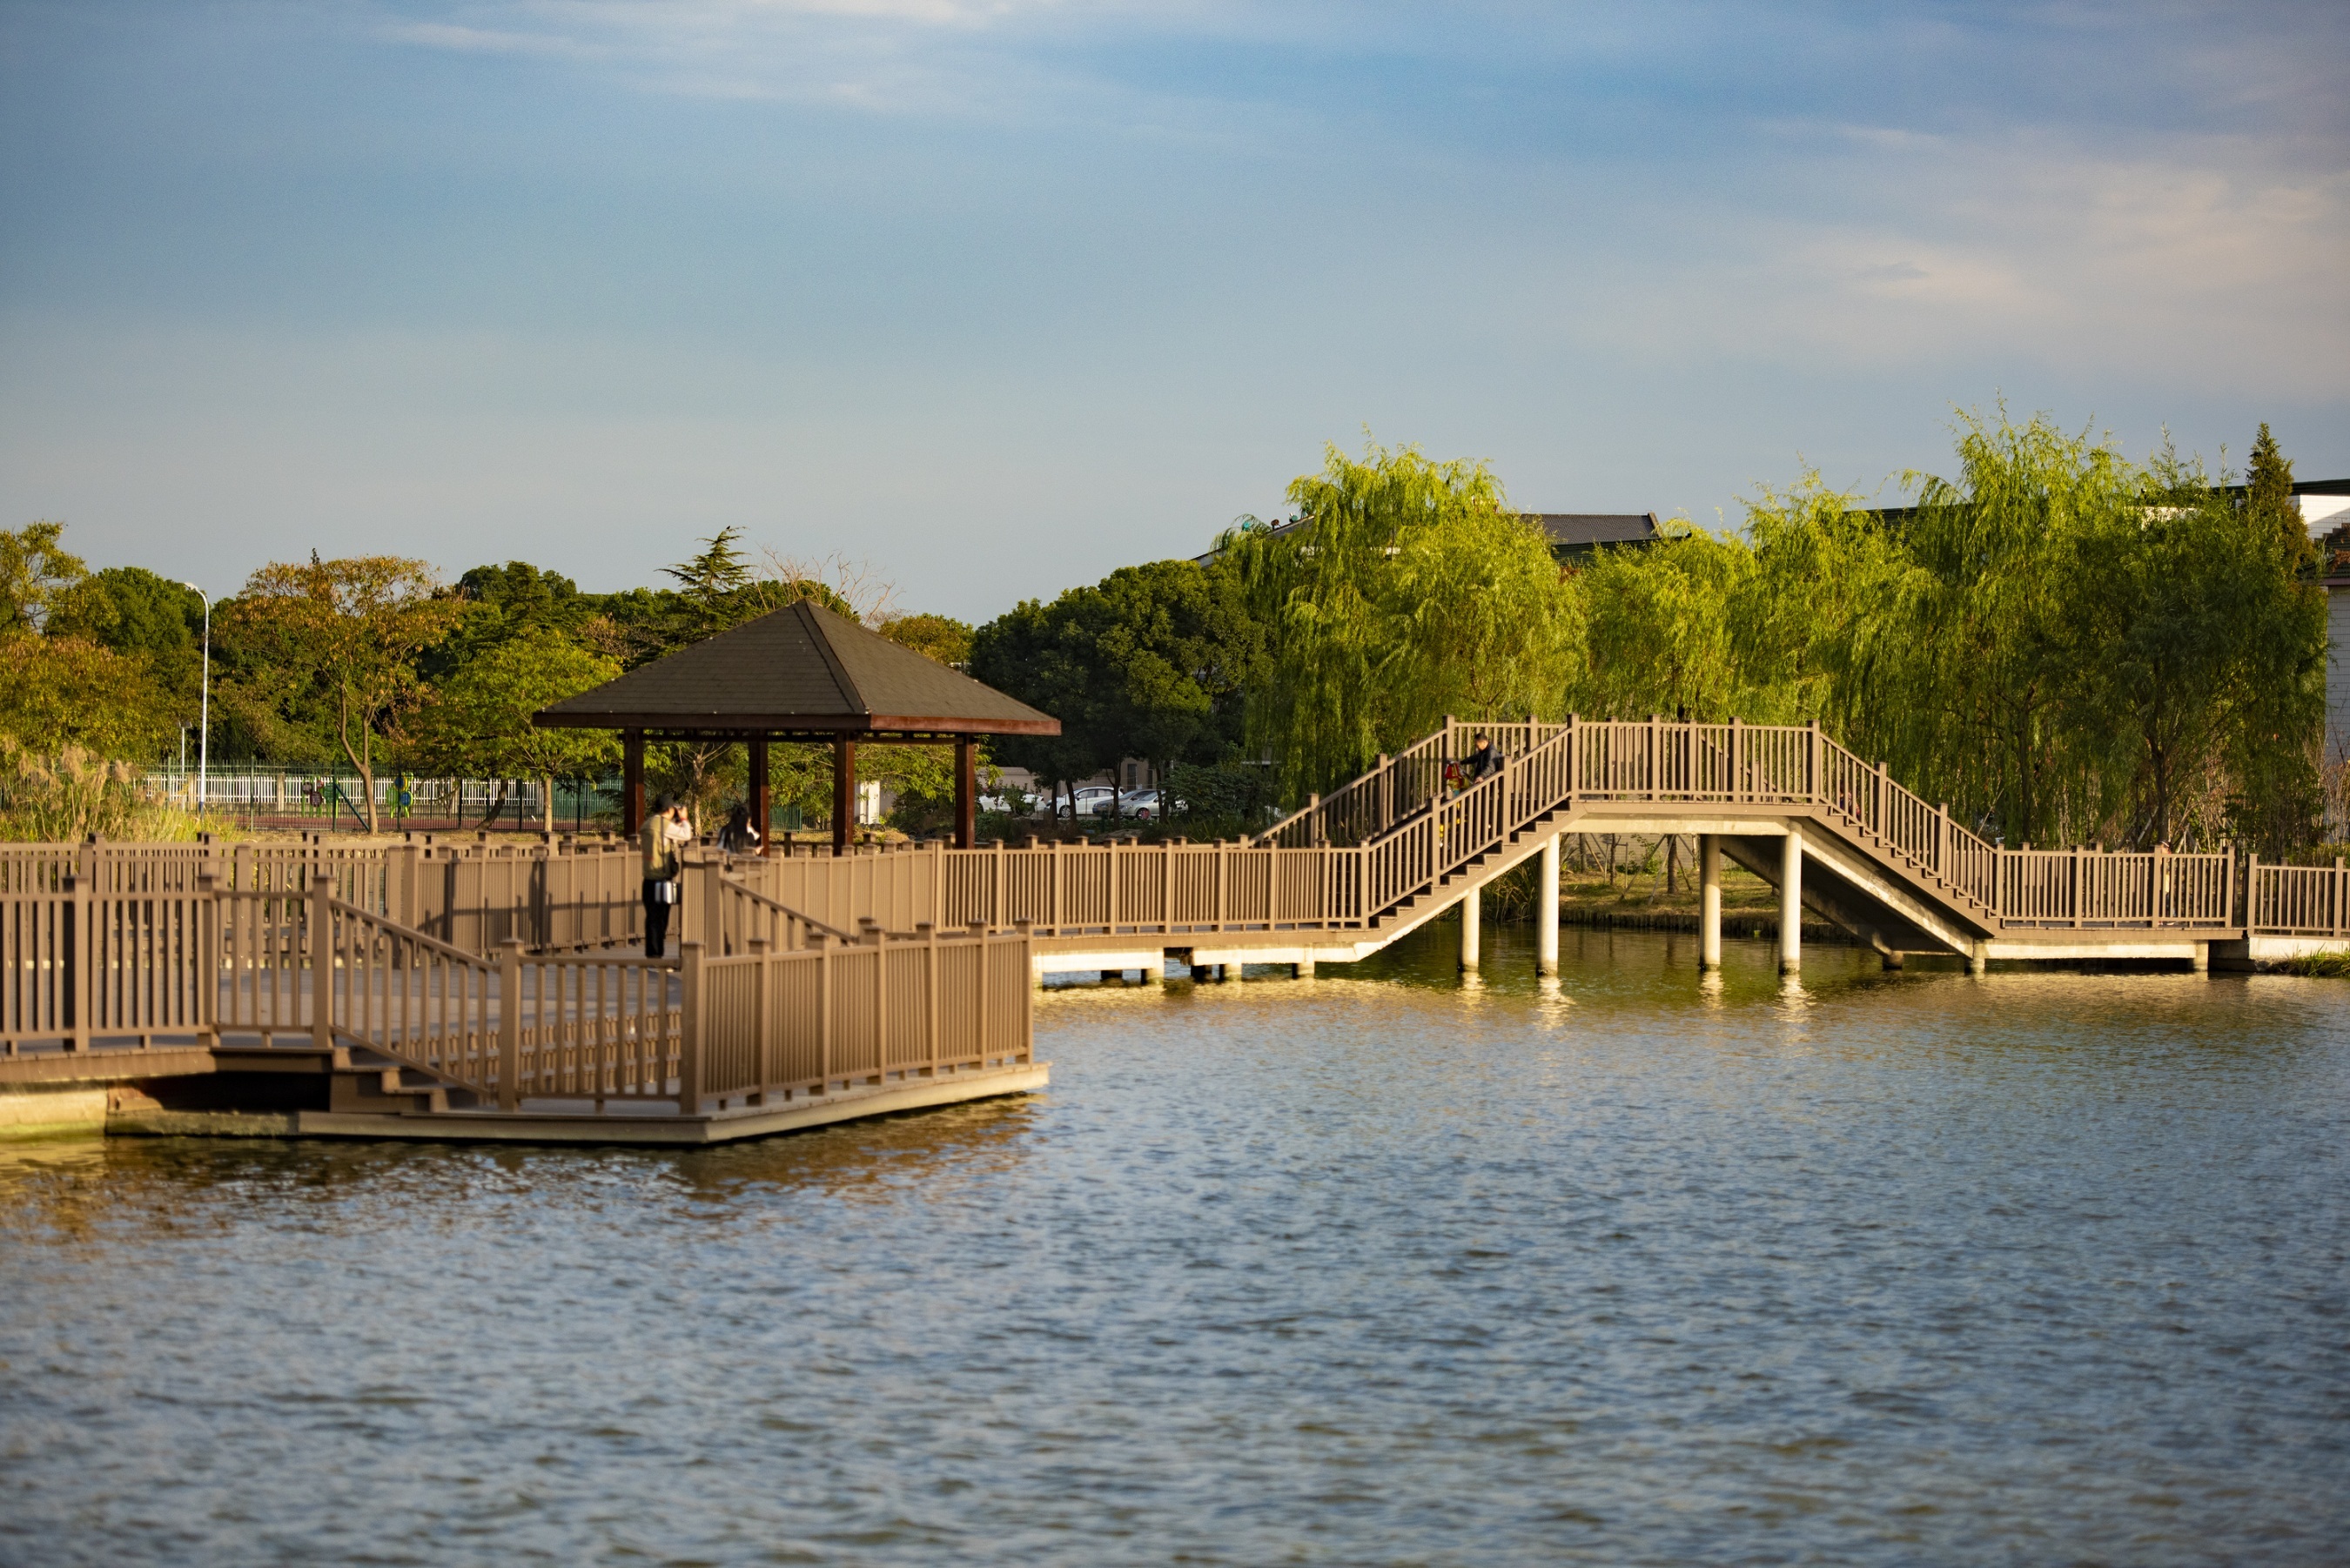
[
  {"left": 717, "top": 801, "right": 761, "bottom": 858},
  {"left": 1464, "top": 733, "right": 1497, "bottom": 783},
  {"left": 641, "top": 796, "right": 691, "bottom": 957}
]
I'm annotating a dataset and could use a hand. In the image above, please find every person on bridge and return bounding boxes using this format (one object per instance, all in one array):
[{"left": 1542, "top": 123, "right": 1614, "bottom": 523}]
[
  {"left": 717, "top": 801, "right": 761, "bottom": 858},
  {"left": 641, "top": 796, "right": 691, "bottom": 958},
  {"left": 1464, "top": 733, "right": 1498, "bottom": 782}
]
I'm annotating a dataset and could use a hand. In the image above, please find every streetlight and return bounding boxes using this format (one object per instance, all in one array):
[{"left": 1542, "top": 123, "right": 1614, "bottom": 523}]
[{"left": 183, "top": 584, "right": 210, "bottom": 814}]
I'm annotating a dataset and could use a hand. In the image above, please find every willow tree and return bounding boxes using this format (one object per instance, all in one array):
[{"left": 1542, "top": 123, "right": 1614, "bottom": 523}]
[
  {"left": 1574, "top": 523, "right": 1813, "bottom": 722},
  {"left": 1836, "top": 410, "right": 2145, "bottom": 845},
  {"left": 1220, "top": 439, "right": 1579, "bottom": 799},
  {"left": 2060, "top": 448, "right": 2324, "bottom": 850}
]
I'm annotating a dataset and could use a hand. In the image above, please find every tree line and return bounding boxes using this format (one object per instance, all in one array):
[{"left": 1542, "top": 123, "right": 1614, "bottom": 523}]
[
  {"left": 0, "top": 526, "right": 975, "bottom": 835},
  {"left": 965, "top": 413, "right": 2328, "bottom": 854},
  {"left": 2, "top": 408, "right": 2332, "bottom": 853}
]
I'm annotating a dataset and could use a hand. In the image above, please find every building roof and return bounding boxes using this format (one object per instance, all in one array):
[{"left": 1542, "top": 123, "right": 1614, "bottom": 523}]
[
  {"left": 1195, "top": 509, "right": 1664, "bottom": 564},
  {"left": 1529, "top": 513, "right": 1663, "bottom": 550},
  {"left": 534, "top": 600, "right": 1060, "bottom": 738}
]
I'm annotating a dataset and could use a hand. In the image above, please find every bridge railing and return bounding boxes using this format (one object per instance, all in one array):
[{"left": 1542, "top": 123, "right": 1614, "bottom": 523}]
[
  {"left": 2246, "top": 857, "right": 2350, "bottom": 937},
  {"left": 691, "top": 927, "right": 1032, "bottom": 1109},
  {"left": 12, "top": 872, "right": 1035, "bottom": 1115}
]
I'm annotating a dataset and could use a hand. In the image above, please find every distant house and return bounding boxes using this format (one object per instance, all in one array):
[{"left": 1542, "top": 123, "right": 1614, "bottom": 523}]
[
  {"left": 1197, "top": 511, "right": 1666, "bottom": 566},
  {"left": 2299, "top": 482, "right": 2350, "bottom": 768},
  {"left": 1527, "top": 513, "right": 1665, "bottom": 563}
]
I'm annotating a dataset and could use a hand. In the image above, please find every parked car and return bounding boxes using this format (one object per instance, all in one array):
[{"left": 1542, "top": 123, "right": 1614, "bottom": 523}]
[
  {"left": 1103, "top": 788, "right": 1185, "bottom": 821},
  {"left": 1054, "top": 786, "right": 1118, "bottom": 819}
]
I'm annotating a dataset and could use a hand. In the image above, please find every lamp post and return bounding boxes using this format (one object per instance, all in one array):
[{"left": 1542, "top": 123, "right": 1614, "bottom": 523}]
[{"left": 183, "top": 584, "right": 211, "bottom": 814}]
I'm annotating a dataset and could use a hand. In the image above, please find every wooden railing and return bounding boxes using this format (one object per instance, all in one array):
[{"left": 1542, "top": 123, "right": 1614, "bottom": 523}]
[
  {"left": 10, "top": 870, "right": 1036, "bottom": 1119},
  {"left": 2, "top": 713, "right": 2287, "bottom": 1059},
  {"left": 2246, "top": 857, "right": 2350, "bottom": 938},
  {"left": 689, "top": 927, "right": 1033, "bottom": 1109},
  {"left": 1, "top": 863, "right": 216, "bottom": 1053}
]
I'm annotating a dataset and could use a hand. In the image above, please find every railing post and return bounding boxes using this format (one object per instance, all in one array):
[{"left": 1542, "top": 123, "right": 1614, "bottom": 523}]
[
  {"left": 970, "top": 919, "right": 991, "bottom": 1052},
  {"left": 869, "top": 921, "right": 887, "bottom": 1083},
  {"left": 1729, "top": 718, "right": 1743, "bottom": 802},
  {"left": 309, "top": 874, "right": 333, "bottom": 1052},
  {"left": 1806, "top": 718, "right": 1821, "bottom": 803},
  {"left": 816, "top": 933, "right": 833, "bottom": 1087},
  {"left": 746, "top": 936, "right": 772, "bottom": 1097},
  {"left": 677, "top": 940, "right": 704, "bottom": 1112},
  {"left": 197, "top": 873, "right": 221, "bottom": 1042},
  {"left": 62, "top": 872, "right": 87, "bottom": 1052},
  {"left": 701, "top": 862, "right": 728, "bottom": 955},
  {"left": 2335, "top": 855, "right": 2344, "bottom": 939},
  {"left": 920, "top": 923, "right": 939, "bottom": 1076},
  {"left": 497, "top": 938, "right": 523, "bottom": 1110},
  {"left": 1935, "top": 803, "right": 1949, "bottom": 880}
]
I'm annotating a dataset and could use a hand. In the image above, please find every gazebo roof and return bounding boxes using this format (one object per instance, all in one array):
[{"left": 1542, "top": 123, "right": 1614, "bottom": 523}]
[{"left": 534, "top": 600, "right": 1059, "bottom": 738}]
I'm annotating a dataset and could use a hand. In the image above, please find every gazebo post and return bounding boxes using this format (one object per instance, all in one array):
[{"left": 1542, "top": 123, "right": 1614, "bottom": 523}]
[
  {"left": 749, "top": 734, "right": 771, "bottom": 855},
  {"left": 622, "top": 728, "right": 645, "bottom": 837},
  {"left": 833, "top": 735, "right": 856, "bottom": 856},
  {"left": 956, "top": 736, "right": 977, "bottom": 850}
]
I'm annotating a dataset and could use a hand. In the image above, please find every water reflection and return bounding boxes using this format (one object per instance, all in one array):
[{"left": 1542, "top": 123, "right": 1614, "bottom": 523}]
[{"left": 3, "top": 921, "right": 2343, "bottom": 1567}]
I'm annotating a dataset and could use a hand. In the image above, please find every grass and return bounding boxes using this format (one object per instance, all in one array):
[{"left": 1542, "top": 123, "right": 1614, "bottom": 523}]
[{"left": 2269, "top": 949, "right": 2350, "bottom": 977}]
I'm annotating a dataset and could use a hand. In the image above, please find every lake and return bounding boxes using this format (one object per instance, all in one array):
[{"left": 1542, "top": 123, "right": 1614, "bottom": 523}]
[{"left": 3, "top": 924, "right": 2344, "bottom": 1565}]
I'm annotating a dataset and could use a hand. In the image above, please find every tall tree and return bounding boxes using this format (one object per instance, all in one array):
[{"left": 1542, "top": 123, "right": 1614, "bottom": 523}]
[
  {"left": 0, "top": 521, "right": 87, "bottom": 636},
  {"left": 228, "top": 556, "right": 467, "bottom": 833},
  {"left": 1219, "top": 439, "right": 1577, "bottom": 798},
  {"left": 971, "top": 560, "right": 1267, "bottom": 815},
  {"left": 2243, "top": 422, "right": 2311, "bottom": 572},
  {"left": 406, "top": 626, "right": 623, "bottom": 833}
]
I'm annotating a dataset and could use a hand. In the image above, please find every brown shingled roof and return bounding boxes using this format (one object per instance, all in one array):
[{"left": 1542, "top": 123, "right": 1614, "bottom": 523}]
[{"left": 533, "top": 600, "right": 1060, "bottom": 737}]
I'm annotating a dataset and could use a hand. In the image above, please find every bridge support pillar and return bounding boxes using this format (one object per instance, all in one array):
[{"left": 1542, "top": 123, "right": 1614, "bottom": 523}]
[
  {"left": 1778, "top": 825, "right": 1803, "bottom": 975},
  {"left": 1969, "top": 940, "right": 1988, "bottom": 976},
  {"left": 1536, "top": 834, "right": 1560, "bottom": 976},
  {"left": 1698, "top": 834, "right": 1722, "bottom": 971},
  {"left": 1459, "top": 887, "right": 1481, "bottom": 971}
]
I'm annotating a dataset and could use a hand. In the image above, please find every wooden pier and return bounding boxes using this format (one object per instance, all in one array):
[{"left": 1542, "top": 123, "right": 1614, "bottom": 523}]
[{"left": 5, "top": 714, "right": 2340, "bottom": 1142}]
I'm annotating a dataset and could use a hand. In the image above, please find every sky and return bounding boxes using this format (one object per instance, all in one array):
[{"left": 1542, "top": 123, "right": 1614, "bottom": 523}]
[{"left": 3, "top": 1, "right": 2346, "bottom": 621}]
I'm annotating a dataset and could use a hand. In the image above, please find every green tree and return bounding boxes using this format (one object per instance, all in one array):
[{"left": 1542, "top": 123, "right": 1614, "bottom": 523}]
[
  {"left": 2243, "top": 422, "right": 2311, "bottom": 572},
  {"left": 971, "top": 559, "right": 1267, "bottom": 817},
  {"left": 407, "top": 626, "right": 623, "bottom": 833},
  {"left": 1219, "top": 439, "right": 1577, "bottom": 798},
  {"left": 44, "top": 566, "right": 206, "bottom": 722},
  {"left": 1576, "top": 526, "right": 1795, "bottom": 722},
  {"left": 227, "top": 555, "right": 467, "bottom": 833},
  {"left": 877, "top": 613, "right": 974, "bottom": 668},
  {"left": 0, "top": 521, "right": 88, "bottom": 635},
  {"left": 2062, "top": 449, "right": 2324, "bottom": 848},
  {"left": 969, "top": 596, "right": 1111, "bottom": 814},
  {"left": 0, "top": 637, "right": 178, "bottom": 761}
]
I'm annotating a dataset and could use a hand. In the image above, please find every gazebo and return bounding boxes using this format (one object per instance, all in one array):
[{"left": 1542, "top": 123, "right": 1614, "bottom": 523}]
[{"left": 533, "top": 600, "right": 1059, "bottom": 853}]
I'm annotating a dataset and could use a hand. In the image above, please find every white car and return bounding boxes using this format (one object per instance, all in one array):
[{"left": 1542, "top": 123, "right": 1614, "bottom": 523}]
[
  {"left": 1103, "top": 788, "right": 1184, "bottom": 821},
  {"left": 1055, "top": 786, "right": 1118, "bottom": 819}
]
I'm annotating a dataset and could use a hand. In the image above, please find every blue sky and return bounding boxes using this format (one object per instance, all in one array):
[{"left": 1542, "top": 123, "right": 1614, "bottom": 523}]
[{"left": 3, "top": 1, "right": 2345, "bottom": 620}]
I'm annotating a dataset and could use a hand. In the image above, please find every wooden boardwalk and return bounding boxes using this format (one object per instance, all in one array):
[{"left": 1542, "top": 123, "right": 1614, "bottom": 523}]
[
  {"left": 5, "top": 715, "right": 2342, "bottom": 1141},
  {"left": 713, "top": 717, "right": 2320, "bottom": 977}
]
